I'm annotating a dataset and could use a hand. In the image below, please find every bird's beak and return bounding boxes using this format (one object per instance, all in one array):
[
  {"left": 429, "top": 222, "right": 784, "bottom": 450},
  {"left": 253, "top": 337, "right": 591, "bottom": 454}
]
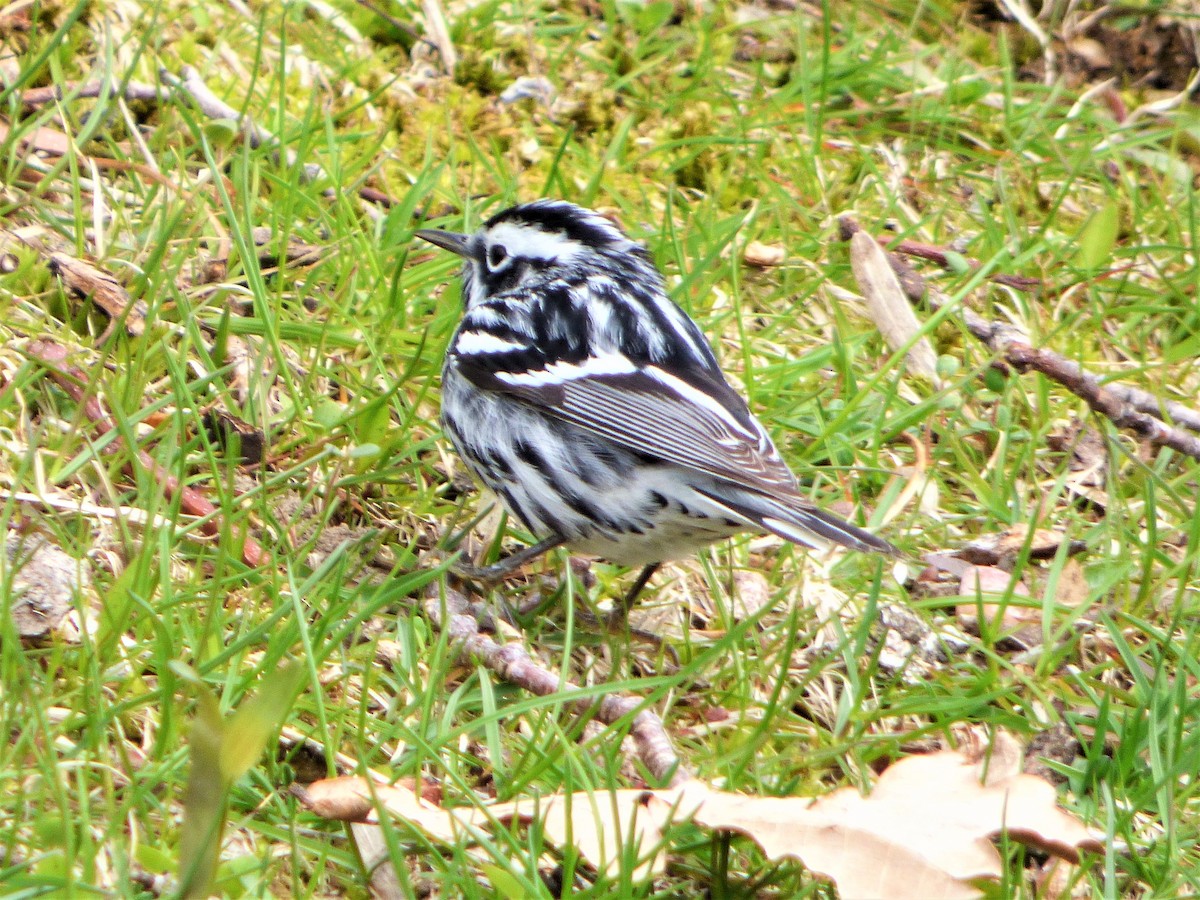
[{"left": 415, "top": 229, "right": 470, "bottom": 256}]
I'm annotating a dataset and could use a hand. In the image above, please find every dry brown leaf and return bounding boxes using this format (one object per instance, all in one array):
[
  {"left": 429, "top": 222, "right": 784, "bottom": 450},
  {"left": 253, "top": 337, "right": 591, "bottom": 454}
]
[
  {"left": 485, "top": 790, "right": 669, "bottom": 880},
  {"left": 963, "top": 728, "right": 1024, "bottom": 787},
  {"left": 667, "top": 743, "right": 1101, "bottom": 900},
  {"left": 351, "top": 823, "right": 407, "bottom": 900},
  {"left": 48, "top": 252, "right": 147, "bottom": 336},
  {"left": 743, "top": 240, "right": 786, "bottom": 267},
  {"left": 421, "top": 0, "right": 456, "bottom": 73},
  {"left": 300, "top": 745, "right": 1101, "bottom": 897},
  {"left": 5, "top": 531, "right": 87, "bottom": 640},
  {"left": 0, "top": 118, "right": 73, "bottom": 156},
  {"left": 1049, "top": 558, "right": 1089, "bottom": 608},
  {"left": 848, "top": 230, "right": 939, "bottom": 380},
  {"left": 956, "top": 564, "right": 1037, "bottom": 632},
  {"left": 956, "top": 525, "right": 1083, "bottom": 566},
  {"left": 296, "top": 776, "right": 461, "bottom": 840},
  {"left": 1035, "top": 857, "right": 1087, "bottom": 900}
]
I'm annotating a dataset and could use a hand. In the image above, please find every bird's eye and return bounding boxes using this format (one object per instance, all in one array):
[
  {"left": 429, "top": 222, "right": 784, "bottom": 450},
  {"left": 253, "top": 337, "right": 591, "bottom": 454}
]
[{"left": 488, "top": 244, "right": 508, "bottom": 269}]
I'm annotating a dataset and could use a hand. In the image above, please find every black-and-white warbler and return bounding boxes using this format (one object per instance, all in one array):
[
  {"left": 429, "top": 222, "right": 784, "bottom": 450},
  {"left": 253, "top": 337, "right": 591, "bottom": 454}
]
[{"left": 417, "top": 200, "right": 896, "bottom": 604}]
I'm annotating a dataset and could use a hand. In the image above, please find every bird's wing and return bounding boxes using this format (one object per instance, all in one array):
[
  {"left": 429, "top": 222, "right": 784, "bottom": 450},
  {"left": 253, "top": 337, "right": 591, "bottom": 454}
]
[{"left": 452, "top": 342, "right": 802, "bottom": 500}]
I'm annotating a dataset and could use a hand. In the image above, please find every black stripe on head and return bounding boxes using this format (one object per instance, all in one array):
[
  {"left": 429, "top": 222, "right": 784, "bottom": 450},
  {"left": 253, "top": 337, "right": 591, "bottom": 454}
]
[{"left": 486, "top": 201, "right": 635, "bottom": 252}]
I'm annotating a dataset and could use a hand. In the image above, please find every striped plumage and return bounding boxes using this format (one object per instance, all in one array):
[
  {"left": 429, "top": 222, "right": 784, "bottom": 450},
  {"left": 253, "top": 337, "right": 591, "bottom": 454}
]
[{"left": 417, "top": 200, "right": 895, "bottom": 592}]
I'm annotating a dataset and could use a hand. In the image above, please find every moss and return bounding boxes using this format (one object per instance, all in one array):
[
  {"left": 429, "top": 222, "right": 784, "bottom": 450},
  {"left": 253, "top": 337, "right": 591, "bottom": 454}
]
[{"left": 453, "top": 47, "right": 512, "bottom": 96}]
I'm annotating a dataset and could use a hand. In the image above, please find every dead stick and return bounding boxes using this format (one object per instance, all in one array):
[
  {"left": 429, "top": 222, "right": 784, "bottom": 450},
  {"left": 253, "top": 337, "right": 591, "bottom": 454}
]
[
  {"left": 836, "top": 218, "right": 1040, "bottom": 292},
  {"left": 887, "top": 238, "right": 1041, "bottom": 292},
  {"left": 160, "top": 66, "right": 325, "bottom": 184},
  {"left": 919, "top": 295, "right": 1200, "bottom": 458},
  {"left": 1001, "top": 343, "right": 1200, "bottom": 460},
  {"left": 17, "top": 79, "right": 164, "bottom": 107},
  {"left": 11, "top": 73, "right": 395, "bottom": 207},
  {"left": 26, "top": 340, "right": 269, "bottom": 568},
  {"left": 840, "top": 217, "right": 1200, "bottom": 450},
  {"left": 425, "top": 585, "right": 687, "bottom": 787}
]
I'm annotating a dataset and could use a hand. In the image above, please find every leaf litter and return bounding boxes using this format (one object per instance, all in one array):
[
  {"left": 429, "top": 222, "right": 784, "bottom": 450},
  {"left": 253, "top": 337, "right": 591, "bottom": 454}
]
[{"left": 298, "top": 730, "right": 1101, "bottom": 899}]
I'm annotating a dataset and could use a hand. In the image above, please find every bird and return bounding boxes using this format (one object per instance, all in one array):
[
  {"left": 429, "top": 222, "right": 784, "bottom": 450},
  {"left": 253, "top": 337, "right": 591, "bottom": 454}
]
[{"left": 416, "top": 200, "right": 897, "bottom": 608}]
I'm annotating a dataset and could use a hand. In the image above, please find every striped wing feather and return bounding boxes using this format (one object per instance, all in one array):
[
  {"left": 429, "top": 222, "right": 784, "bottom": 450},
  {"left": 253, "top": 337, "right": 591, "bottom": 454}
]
[{"left": 455, "top": 352, "right": 802, "bottom": 502}]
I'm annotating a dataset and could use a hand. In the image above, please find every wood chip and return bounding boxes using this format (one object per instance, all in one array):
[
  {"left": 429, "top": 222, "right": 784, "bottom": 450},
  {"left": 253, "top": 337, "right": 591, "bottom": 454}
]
[{"left": 48, "top": 252, "right": 147, "bottom": 336}]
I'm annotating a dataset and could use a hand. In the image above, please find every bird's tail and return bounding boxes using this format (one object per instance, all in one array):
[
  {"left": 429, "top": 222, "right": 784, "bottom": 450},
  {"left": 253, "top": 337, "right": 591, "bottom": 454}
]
[{"left": 695, "top": 485, "right": 897, "bottom": 555}]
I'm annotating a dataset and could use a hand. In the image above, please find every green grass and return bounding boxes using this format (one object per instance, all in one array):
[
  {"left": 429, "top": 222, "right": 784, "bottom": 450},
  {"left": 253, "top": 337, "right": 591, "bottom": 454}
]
[{"left": 2, "top": 0, "right": 1199, "bottom": 896}]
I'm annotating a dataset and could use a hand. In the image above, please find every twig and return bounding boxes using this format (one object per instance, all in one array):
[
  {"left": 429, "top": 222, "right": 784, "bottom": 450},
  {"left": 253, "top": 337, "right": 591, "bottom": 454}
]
[
  {"left": 953, "top": 303, "right": 1200, "bottom": 437},
  {"left": 16, "top": 78, "right": 164, "bottom": 107},
  {"left": 424, "top": 585, "right": 687, "bottom": 787},
  {"left": 835, "top": 217, "right": 1200, "bottom": 458},
  {"left": 160, "top": 65, "right": 326, "bottom": 184},
  {"left": 995, "top": 343, "right": 1200, "bottom": 460},
  {"left": 25, "top": 340, "right": 269, "bottom": 567},
  {"left": 891, "top": 239, "right": 1042, "bottom": 292},
  {"left": 836, "top": 218, "right": 1041, "bottom": 292},
  {"left": 839, "top": 217, "right": 1200, "bottom": 444},
  {"left": 352, "top": 0, "right": 432, "bottom": 52},
  {"left": 12, "top": 69, "right": 398, "bottom": 208},
  {"left": 915, "top": 291, "right": 1200, "bottom": 456},
  {"left": 0, "top": 119, "right": 189, "bottom": 199},
  {"left": 48, "top": 252, "right": 148, "bottom": 337}
]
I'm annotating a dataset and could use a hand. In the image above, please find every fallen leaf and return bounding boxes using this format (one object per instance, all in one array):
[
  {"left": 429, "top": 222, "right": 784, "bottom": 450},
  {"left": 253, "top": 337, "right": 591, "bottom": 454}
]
[
  {"left": 848, "top": 230, "right": 939, "bottom": 380},
  {"left": 300, "top": 745, "right": 1103, "bottom": 898},
  {"left": 956, "top": 564, "right": 1037, "bottom": 632},
  {"left": 5, "top": 531, "right": 88, "bottom": 640},
  {"left": 49, "top": 251, "right": 148, "bottom": 336},
  {"left": 296, "top": 776, "right": 462, "bottom": 841},
  {"left": 673, "top": 742, "right": 1102, "bottom": 900},
  {"left": 1035, "top": 857, "right": 1086, "bottom": 900},
  {"left": 0, "top": 118, "right": 73, "bottom": 156},
  {"left": 203, "top": 409, "right": 266, "bottom": 464},
  {"left": 956, "top": 525, "right": 1084, "bottom": 566},
  {"left": 1048, "top": 558, "right": 1089, "bottom": 608},
  {"left": 485, "top": 790, "right": 669, "bottom": 880},
  {"left": 960, "top": 727, "right": 1024, "bottom": 786},
  {"left": 420, "top": 0, "right": 456, "bottom": 73},
  {"left": 743, "top": 240, "right": 786, "bottom": 267}
]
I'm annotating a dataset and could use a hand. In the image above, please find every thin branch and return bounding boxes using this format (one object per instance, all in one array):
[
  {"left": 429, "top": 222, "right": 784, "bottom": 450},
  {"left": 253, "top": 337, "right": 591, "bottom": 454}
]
[
  {"left": 837, "top": 219, "right": 1042, "bottom": 293},
  {"left": 16, "top": 78, "right": 164, "bottom": 107},
  {"left": 840, "top": 217, "right": 1200, "bottom": 449},
  {"left": 424, "top": 585, "right": 687, "bottom": 787},
  {"left": 160, "top": 65, "right": 326, "bottom": 184},
  {"left": 11, "top": 70, "right": 398, "bottom": 207},
  {"left": 998, "top": 343, "right": 1200, "bottom": 460}
]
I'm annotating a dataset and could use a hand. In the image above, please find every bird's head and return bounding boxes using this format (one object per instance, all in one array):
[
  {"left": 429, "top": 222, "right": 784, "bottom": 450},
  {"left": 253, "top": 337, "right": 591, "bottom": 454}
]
[{"left": 416, "top": 200, "right": 649, "bottom": 307}]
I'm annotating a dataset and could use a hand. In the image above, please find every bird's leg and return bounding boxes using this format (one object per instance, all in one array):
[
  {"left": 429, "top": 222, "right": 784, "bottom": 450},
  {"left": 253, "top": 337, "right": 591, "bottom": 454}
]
[
  {"left": 603, "top": 562, "right": 660, "bottom": 629},
  {"left": 622, "top": 563, "right": 660, "bottom": 610},
  {"left": 590, "top": 563, "right": 677, "bottom": 659},
  {"left": 451, "top": 534, "right": 567, "bottom": 583}
]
